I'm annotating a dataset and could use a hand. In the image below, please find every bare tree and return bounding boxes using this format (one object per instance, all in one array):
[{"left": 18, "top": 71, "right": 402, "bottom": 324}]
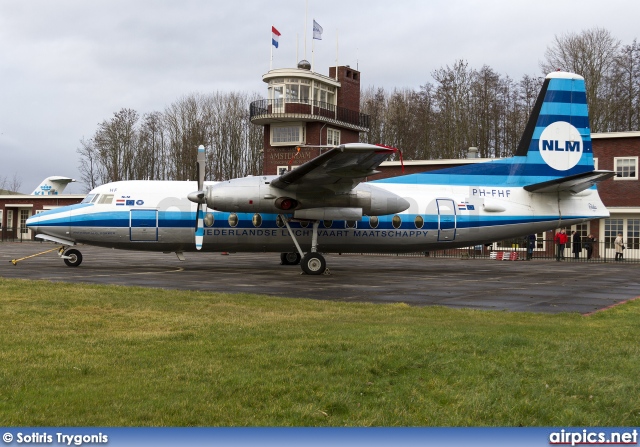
[
  {"left": 541, "top": 27, "right": 620, "bottom": 132},
  {"left": 608, "top": 39, "right": 640, "bottom": 131},
  {"left": 76, "top": 137, "right": 101, "bottom": 191}
]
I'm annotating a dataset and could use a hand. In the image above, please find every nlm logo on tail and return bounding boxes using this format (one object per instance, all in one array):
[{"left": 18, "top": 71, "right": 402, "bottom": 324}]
[{"left": 539, "top": 121, "right": 583, "bottom": 171}]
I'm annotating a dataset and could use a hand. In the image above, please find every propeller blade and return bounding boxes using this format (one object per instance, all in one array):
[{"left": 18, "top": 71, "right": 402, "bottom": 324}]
[
  {"left": 194, "top": 145, "right": 206, "bottom": 250},
  {"left": 197, "top": 144, "right": 205, "bottom": 192},
  {"left": 195, "top": 203, "right": 204, "bottom": 250}
]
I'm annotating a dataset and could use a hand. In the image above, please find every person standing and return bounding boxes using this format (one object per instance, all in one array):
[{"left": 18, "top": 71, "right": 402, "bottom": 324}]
[
  {"left": 572, "top": 231, "right": 582, "bottom": 259},
  {"left": 526, "top": 234, "right": 536, "bottom": 260},
  {"left": 554, "top": 229, "right": 568, "bottom": 261},
  {"left": 615, "top": 232, "right": 625, "bottom": 261},
  {"left": 585, "top": 233, "right": 596, "bottom": 260}
]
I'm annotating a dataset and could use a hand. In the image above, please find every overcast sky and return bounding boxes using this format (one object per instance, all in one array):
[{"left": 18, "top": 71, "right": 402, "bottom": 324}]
[{"left": 1, "top": 0, "right": 638, "bottom": 194}]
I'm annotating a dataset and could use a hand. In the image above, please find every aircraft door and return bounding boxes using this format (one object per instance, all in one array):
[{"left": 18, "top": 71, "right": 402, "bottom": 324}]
[
  {"left": 437, "top": 199, "right": 457, "bottom": 241},
  {"left": 130, "top": 209, "right": 158, "bottom": 242}
]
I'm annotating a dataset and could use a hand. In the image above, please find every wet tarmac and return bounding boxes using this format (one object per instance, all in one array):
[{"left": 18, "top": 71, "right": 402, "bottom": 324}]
[{"left": 1, "top": 242, "right": 638, "bottom": 314}]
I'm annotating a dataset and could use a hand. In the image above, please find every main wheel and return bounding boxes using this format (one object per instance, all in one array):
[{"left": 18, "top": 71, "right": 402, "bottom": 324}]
[
  {"left": 63, "top": 249, "right": 83, "bottom": 267},
  {"left": 280, "top": 252, "right": 301, "bottom": 265},
  {"left": 300, "top": 252, "right": 326, "bottom": 275}
]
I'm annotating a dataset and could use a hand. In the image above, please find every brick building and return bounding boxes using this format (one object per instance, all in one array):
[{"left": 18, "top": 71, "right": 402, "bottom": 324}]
[
  {"left": 0, "top": 194, "right": 84, "bottom": 241},
  {"left": 250, "top": 61, "right": 369, "bottom": 175}
]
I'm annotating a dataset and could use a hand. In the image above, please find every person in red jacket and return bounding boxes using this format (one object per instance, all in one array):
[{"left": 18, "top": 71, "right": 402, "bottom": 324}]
[{"left": 554, "top": 229, "right": 568, "bottom": 261}]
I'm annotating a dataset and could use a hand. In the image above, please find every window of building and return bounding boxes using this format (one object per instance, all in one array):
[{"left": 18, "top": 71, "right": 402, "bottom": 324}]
[
  {"left": 327, "top": 128, "right": 341, "bottom": 146},
  {"left": 627, "top": 219, "right": 640, "bottom": 250},
  {"left": 614, "top": 157, "right": 638, "bottom": 180},
  {"left": 271, "top": 124, "right": 305, "bottom": 146},
  {"left": 20, "top": 209, "right": 30, "bottom": 234},
  {"left": 277, "top": 165, "right": 299, "bottom": 176},
  {"left": 604, "top": 218, "right": 624, "bottom": 249},
  {"left": 6, "top": 209, "right": 13, "bottom": 229},
  {"left": 313, "top": 84, "right": 336, "bottom": 109}
]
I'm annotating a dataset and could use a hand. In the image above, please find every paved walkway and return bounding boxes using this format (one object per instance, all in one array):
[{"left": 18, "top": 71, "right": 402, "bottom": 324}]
[{"left": 1, "top": 242, "right": 638, "bottom": 314}]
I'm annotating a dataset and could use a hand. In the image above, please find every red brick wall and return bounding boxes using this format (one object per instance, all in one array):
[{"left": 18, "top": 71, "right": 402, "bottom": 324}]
[
  {"left": 592, "top": 136, "right": 640, "bottom": 207},
  {"left": 329, "top": 66, "right": 360, "bottom": 111}
]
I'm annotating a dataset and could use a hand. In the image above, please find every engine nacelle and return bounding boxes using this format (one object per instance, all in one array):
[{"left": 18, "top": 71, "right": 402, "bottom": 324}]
[{"left": 202, "top": 176, "right": 410, "bottom": 217}]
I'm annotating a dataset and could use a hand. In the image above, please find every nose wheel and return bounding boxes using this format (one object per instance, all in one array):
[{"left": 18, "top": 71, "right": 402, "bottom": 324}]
[{"left": 61, "top": 248, "right": 83, "bottom": 267}]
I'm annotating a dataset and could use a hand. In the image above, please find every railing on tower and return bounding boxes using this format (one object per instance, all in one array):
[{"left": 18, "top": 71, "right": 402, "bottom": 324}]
[{"left": 250, "top": 99, "right": 370, "bottom": 129}]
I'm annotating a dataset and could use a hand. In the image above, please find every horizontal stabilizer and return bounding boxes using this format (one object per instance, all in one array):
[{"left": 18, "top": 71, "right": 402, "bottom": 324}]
[{"left": 524, "top": 170, "right": 614, "bottom": 194}]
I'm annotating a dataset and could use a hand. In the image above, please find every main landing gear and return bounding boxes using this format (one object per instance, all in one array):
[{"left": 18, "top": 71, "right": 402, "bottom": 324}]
[
  {"left": 9, "top": 245, "right": 83, "bottom": 267},
  {"left": 280, "top": 216, "right": 328, "bottom": 275}
]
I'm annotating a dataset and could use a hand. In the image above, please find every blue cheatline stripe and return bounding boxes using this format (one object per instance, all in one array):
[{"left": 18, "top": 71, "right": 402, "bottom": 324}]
[
  {"left": 36, "top": 210, "right": 590, "bottom": 233},
  {"left": 374, "top": 159, "right": 595, "bottom": 186}
]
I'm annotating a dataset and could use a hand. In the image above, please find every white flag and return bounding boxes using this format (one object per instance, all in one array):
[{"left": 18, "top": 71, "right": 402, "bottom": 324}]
[{"left": 313, "top": 20, "right": 323, "bottom": 40}]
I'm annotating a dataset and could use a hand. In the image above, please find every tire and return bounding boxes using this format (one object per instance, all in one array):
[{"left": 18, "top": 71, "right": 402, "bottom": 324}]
[
  {"left": 280, "top": 252, "right": 301, "bottom": 265},
  {"left": 300, "top": 252, "right": 326, "bottom": 275},
  {"left": 63, "top": 249, "right": 83, "bottom": 267}
]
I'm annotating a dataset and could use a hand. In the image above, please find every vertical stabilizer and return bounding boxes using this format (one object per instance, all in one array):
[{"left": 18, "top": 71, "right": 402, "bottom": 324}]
[
  {"left": 516, "top": 72, "right": 594, "bottom": 176},
  {"left": 31, "top": 176, "right": 76, "bottom": 195}
]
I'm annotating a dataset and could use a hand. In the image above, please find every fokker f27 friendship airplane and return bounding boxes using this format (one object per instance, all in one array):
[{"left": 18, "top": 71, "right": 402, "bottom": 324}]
[{"left": 25, "top": 71, "right": 614, "bottom": 275}]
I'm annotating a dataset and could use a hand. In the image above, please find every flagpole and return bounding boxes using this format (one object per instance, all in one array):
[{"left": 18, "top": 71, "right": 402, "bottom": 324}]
[
  {"left": 311, "top": 33, "right": 315, "bottom": 72},
  {"left": 304, "top": 0, "right": 308, "bottom": 60},
  {"left": 270, "top": 27, "right": 273, "bottom": 71},
  {"left": 335, "top": 29, "right": 339, "bottom": 81}
]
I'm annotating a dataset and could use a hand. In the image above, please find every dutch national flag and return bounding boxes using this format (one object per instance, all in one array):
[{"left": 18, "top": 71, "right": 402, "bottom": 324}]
[{"left": 272, "top": 26, "right": 281, "bottom": 48}]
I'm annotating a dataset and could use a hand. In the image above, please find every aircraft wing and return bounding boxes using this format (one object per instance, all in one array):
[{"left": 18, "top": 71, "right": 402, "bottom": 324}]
[
  {"left": 270, "top": 143, "right": 398, "bottom": 194},
  {"left": 524, "top": 170, "right": 615, "bottom": 194}
]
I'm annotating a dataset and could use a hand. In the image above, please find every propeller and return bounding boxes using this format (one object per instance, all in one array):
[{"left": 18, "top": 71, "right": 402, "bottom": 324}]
[{"left": 188, "top": 145, "right": 206, "bottom": 250}]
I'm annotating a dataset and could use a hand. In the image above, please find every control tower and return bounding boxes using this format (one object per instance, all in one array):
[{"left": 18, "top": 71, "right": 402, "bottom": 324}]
[{"left": 249, "top": 60, "right": 370, "bottom": 175}]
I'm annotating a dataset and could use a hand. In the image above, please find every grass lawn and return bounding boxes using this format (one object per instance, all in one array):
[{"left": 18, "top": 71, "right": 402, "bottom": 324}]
[{"left": 1, "top": 277, "right": 639, "bottom": 426}]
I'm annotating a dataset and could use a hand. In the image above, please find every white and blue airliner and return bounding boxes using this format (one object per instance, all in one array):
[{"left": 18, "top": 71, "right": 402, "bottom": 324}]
[{"left": 27, "top": 71, "right": 613, "bottom": 274}]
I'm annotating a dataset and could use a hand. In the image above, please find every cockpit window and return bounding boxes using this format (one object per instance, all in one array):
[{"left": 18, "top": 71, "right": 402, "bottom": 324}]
[
  {"left": 81, "top": 194, "right": 96, "bottom": 203},
  {"left": 98, "top": 194, "right": 114, "bottom": 204},
  {"left": 91, "top": 194, "right": 101, "bottom": 203}
]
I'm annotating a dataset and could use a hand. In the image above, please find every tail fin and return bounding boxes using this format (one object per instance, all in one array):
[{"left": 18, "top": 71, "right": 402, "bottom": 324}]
[
  {"left": 375, "top": 71, "right": 612, "bottom": 188},
  {"left": 31, "top": 176, "right": 76, "bottom": 195},
  {"left": 516, "top": 71, "right": 594, "bottom": 175}
]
